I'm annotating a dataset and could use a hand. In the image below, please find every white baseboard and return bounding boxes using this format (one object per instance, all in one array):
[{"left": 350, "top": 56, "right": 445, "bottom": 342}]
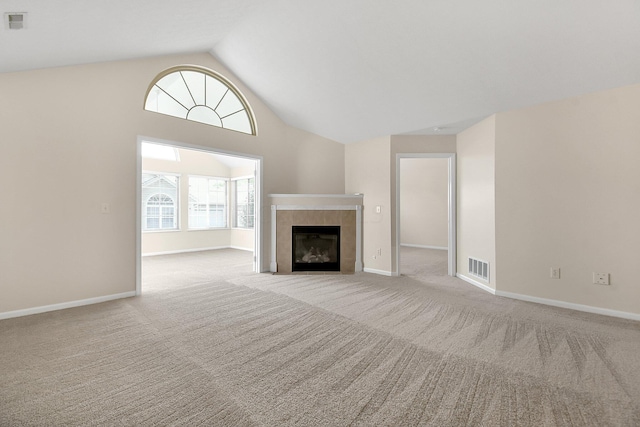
[
  {"left": 495, "top": 290, "right": 640, "bottom": 322},
  {"left": 143, "top": 246, "right": 230, "bottom": 257},
  {"left": 456, "top": 273, "right": 496, "bottom": 294},
  {"left": 364, "top": 267, "right": 396, "bottom": 277},
  {"left": 401, "top": 244, "right": 448, "bottom": 251},
  {"left": 229, "top": 246, "right": 254, "bottom": 252},
  {"left": 455, "top": 273, "right": 640, "bottom": 321},
  {"left": 0, "top": 291, "right": 136, "bottom": 321}
]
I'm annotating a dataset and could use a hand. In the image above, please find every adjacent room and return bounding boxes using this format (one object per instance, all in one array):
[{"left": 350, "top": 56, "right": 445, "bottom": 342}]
[
  {"left": 1, "top": 2, "right": 639, "bottom": 425},
  {"left": 398, "top": 156, "right": 453, "bottom": 277}
]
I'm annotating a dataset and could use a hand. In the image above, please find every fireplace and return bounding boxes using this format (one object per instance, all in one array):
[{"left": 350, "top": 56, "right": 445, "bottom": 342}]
[
  {"left": 269, "top": 194, "right": 363, "bottom": 274},
  {"left": 292, "top": 226, "right": 340, "bottom": 272}
]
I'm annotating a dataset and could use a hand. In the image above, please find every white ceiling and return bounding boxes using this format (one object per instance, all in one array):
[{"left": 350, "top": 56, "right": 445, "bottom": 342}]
[{"left": 2, "top": 1, "right": 639, "bottom": 143}]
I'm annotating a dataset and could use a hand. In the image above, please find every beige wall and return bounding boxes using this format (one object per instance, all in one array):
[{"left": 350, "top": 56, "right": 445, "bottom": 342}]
[
  {"left": 345, "top": 136, "right": 392, "bottom": 273},
  {"left": 400, "top": 158, "right": 449, "bottom": 248},
  {"left": 456, "top": 116, "right": 497, "bottom": 289},
  {"left": 495, "top": 84, "right": 640, "bottom": 315},
  {"left": 230, "top": 229, "right": 255, "bottom": 251},
  {"left": 344, "top": 135, "right": 456, "bottom": 274},
  {"left": 0, "top": 53, "right": 344, "bottom": 314}
]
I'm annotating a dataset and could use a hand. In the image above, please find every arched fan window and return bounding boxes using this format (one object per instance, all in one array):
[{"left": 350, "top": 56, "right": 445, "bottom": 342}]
[{"left": 144, "top": 65, "right": 256, "bottom": 135}]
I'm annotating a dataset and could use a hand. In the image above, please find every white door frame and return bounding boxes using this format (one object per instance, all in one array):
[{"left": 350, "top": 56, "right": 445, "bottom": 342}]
[
  {"left": 396, "top": 153, "right": 456, "bottom": 276},
  {"left": 136, "top": 136, "right": 263, "bottom": 296}
]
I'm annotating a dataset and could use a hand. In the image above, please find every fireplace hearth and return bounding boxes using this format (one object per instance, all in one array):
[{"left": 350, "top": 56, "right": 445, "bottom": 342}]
[{"left": 292, "top": 226, "right": 340, "bottom": 272}]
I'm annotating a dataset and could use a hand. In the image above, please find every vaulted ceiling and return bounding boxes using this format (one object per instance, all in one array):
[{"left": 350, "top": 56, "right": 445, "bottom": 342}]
[{"left": 2, "top": 1, "right": 639, "bottom": 143}]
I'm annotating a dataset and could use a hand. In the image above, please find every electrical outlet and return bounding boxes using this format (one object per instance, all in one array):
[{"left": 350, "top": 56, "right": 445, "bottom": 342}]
[
  {"left": 377, "top": 248, "right": 382, "bottom": 256},
  {"left": 375, "top": 205, "right": 381, "bottom": 214},
  {"left": 550, "top": 267, "right": 560, "bottom": 279},
  {"left": 593, "top": 273, "right": 609, "bottom": 286}
]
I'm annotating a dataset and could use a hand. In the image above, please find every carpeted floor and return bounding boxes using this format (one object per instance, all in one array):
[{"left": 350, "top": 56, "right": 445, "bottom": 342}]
[{"left": 1, "top": 248, "right": 639, "bottom": 426}]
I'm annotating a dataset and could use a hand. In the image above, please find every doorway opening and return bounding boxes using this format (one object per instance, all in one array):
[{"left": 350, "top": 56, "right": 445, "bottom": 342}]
[
  {"left": 396, "top": 153, "right": 456, "bottom": 277},
  {"left": 136, "top": 136, "right": 262, "bottom": 295}
]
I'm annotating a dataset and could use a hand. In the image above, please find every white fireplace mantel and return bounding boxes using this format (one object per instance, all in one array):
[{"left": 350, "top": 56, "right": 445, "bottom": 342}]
[{"left": 269, "top": 194, "right": 363, "bottom": 273}]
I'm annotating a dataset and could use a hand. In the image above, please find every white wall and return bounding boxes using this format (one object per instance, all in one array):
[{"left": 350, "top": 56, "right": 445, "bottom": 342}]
[
  {"left": 495, "top": 84, "right": 640, "bottom": 315},
  {"left": 400, "top": 158, "right": 449, "bottom": 249},
  {"left": 0, "top": 52, "right": 344, "bottom": 314},
  {"left": 456, "top": 116, "right": 497, "bottom": 290}
]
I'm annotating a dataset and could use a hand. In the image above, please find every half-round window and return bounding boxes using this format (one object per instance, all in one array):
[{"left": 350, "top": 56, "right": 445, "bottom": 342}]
[{"left": 144, "top": 65, "right": 256, "bottom": 135}]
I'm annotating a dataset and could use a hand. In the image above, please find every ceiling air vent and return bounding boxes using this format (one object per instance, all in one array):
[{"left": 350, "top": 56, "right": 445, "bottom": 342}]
[{"left": 5, "top": 13, "right": 27, "bottom": 30}]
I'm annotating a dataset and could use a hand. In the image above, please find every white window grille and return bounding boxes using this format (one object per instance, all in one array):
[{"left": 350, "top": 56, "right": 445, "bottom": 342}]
[
  {"left": 234, "top": 177, "right": 255, "bottom": 229},
  {"left": 142, "top": 173, "right": 179, "bottom": 231},
  {"left": 144, "top": 66, "right": 256, "bottom": 135},
  {"left": 189, "top": 176, "right": 228, "bottom": 229}
]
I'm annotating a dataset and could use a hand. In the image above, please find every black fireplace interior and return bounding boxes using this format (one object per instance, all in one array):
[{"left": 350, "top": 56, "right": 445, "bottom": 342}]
[{"left": 292, "top": 226, "right": 340, "bottom": 271}]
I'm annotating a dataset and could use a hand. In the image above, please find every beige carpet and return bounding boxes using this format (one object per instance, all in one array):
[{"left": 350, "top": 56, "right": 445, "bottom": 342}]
[{"left": 1, "top": 248, "right": 639, "bottom": 426}]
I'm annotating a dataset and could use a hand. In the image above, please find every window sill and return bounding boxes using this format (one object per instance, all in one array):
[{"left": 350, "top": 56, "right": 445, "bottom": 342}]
[{"left": 187, "top": 227, "right": 231, "bottom": 231}]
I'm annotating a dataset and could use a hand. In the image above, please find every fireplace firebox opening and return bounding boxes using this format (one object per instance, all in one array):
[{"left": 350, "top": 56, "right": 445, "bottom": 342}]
[{"left": 292, "top": 226, "right": 340, "bottom": 272}]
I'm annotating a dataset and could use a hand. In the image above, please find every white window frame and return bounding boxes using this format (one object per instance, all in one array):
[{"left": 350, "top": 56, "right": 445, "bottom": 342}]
[
  {"left": 188, "top": 175, "right": 229, "bottom": 229},
  {"left": 232, "top": 176, "right": 255, "bottom": 229},
  {"left": 144, "top": 65, "right": 257, "bottom": 136},
  {"left": 141, "top": 171, "right": 180, "bottom": 232}
]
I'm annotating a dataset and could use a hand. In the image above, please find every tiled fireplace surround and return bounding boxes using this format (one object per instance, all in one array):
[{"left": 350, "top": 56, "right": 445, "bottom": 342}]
[{"left": 270, "top": 194, "right": 363, "bottom": 274}]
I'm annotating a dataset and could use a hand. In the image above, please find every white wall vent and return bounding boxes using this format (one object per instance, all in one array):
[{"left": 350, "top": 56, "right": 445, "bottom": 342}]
[
  {"left": 5, "top": 13, "right": 27, "bottom": 30},
  {"left": 468, "top": 257, "right": 489, "bottom": 281}
]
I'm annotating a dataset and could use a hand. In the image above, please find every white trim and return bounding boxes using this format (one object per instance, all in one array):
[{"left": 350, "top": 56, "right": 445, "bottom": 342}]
[
  {"left": 396, "top": 153, "right": 455, "bottom": 159},
  {"left": 396, "top": 153, "right": 457, "bottom": 277},
  {"left": 274, "top": 205, "right": 358, "bottom": 211},
  {"left": 457, "top": 273, "right": 496, "bottom": 294},
  {"left": 355, "top": 205, "right": 363, "bottom": 272},
  {"left": 401, "top": 243, "right": 448, "bottom": 251},
  {"left": 270, "top": 205, "right": 277, "bottom": 272},
  {"left": 0, "top": 292, "right": 136, "bottom": 320},
  {"left": 138, "top": 136, "right": 263, "bottom": 163},
  {"left": 229, "top": 246, "right": 253, "bottom": 252},
  {"left": 269, "top": 194, "right": 364, "bottom": 199},
  {"left": 364, "top": 267, "right": 395, "bottom": 277},
  {"left": 254, "top": 159, "right": 262, "bottom": 272},
  {"left": 136, "top": 139, "right": 142, "bottom": 296},
  {"left": 142, "top": 246, "right": 231, "bottom": 257},
  {"left": 495, "top": 290, "right": 640, "bottom": 322},
  {"left": 456, "top": 273, "right": 640, "bottom": 321}
]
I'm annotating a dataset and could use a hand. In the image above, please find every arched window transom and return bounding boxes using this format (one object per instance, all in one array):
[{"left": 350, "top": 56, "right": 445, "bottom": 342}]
[{"left": 144, "top": 66, "right": 256, "bottom": 135}]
